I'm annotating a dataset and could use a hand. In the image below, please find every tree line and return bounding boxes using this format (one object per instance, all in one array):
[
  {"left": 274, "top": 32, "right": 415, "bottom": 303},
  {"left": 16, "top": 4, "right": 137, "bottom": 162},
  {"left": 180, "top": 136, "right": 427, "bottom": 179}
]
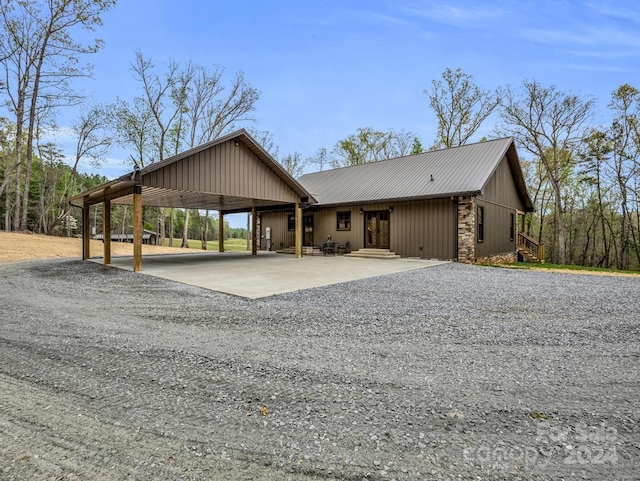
[
  {"left": 0, "top": 1, "right": 638, "bottom": 268},
  {"left": 297, "top": 69, "right": 640, "bottom": 271}
]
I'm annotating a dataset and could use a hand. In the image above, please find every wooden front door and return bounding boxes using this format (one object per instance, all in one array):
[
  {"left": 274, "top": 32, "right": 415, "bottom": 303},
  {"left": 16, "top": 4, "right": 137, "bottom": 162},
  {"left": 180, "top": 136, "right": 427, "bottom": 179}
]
[
  {"left": 365, "top": 211, "right": 390, "bottom": 249},
  {"left": 303, "top": 214, "right": 314, "bottom": 245}
]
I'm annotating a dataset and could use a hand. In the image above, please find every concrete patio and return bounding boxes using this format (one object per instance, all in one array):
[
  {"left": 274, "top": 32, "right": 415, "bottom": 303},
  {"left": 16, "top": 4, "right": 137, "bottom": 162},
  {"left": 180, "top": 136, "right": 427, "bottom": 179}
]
[{"left": 92, "top": 251, "right": 448, "bottom": 298}]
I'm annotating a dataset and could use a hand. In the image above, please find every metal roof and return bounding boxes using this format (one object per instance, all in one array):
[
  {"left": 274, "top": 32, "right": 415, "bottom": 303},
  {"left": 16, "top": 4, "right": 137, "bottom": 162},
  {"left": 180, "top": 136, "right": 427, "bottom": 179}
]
[
  {"left": 138, "top": 129, "right": 314, "bottom": 202},
  {"left": 298, "top": 137, "right": 533, "bottom": 211},
  {"left": 69, "top": 129, "right": 315, "bottom": 210}
]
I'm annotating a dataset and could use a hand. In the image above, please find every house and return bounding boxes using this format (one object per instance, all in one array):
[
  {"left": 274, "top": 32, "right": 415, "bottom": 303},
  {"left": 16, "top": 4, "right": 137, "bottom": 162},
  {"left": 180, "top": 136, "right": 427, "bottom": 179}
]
[
  {"left": 69, "top": 130, "right": 534, "bottom": 271},
  {"left": 260, "top": 137, "right": 534, "bottom": 263}
]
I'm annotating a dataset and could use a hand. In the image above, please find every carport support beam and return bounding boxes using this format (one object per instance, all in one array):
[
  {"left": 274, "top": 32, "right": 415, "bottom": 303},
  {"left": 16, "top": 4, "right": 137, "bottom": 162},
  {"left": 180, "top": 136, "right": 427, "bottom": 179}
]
[
  {"left": 295, "top": 202, "right": 302, "bottom": 258},
  {"left": 103, "top": 200, "right": 111, "bottom": 265},
  {"left": 133, "top": 186, "right": 142, "bottom": 272},
  {"left": 251, "top": 207, "right": 257, "bottom": 255},
  {"left": 218, "top": 212, "right": 224, "bottom": 252},
  {"left": 82, "top": 202, "right": 90, "bottom": 260}
]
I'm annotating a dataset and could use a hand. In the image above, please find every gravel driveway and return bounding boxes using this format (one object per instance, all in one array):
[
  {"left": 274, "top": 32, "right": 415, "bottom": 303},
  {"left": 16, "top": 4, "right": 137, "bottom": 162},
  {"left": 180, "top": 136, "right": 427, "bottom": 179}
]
[{"left": 0, "top": 259, "right": 638, "bottom": 480}]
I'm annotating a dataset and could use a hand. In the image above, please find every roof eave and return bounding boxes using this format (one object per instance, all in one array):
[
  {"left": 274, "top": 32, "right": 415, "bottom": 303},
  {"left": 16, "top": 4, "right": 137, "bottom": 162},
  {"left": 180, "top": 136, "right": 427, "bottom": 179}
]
[{"left": 311, "top": 191, "right": 482, "bottom": 207}]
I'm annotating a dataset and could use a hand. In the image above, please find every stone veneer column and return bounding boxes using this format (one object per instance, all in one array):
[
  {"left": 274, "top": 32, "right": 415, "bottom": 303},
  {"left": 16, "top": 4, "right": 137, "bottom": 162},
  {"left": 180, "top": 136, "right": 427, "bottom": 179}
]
[{"left": 457, "top": 196, "right": 476, "bottom": 263}]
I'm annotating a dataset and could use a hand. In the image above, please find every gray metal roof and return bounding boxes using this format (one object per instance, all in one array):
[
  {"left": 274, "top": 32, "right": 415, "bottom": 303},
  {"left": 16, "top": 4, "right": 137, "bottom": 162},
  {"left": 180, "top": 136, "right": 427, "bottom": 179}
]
[
  {"left": 298, "top": 137, "right": 533, "bottom": 210},
  {"left": 69, "top": 129, "right": 316, "bottom": 210}
]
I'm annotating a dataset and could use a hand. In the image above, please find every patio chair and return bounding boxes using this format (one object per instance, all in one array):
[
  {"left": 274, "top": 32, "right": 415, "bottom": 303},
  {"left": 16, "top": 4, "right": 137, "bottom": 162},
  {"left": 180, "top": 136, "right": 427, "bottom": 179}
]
[
  {"left": 337, "top": 241, "right": 350, "bottom": 255},
  {"left": 309, "top": 242, "right": 323, "bottom": 255},
  {"left": 323, "top": 241, "right": 335, "bottom": 256}
]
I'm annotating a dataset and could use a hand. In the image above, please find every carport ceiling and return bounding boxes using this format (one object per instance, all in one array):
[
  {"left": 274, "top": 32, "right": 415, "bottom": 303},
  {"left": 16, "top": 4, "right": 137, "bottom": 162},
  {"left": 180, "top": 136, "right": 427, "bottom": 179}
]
[{"left": 112, "top": 186, "right": 296, "bottom": 211}]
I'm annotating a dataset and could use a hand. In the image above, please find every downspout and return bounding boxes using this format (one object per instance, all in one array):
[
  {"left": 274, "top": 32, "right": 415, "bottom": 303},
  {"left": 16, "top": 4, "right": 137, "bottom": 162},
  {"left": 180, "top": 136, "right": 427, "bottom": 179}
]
[
  {"left": 453, "top": 196, "right": 459, "bottom": 262},
  {"left": 69, "top": 201, "right": 85, "bottom": 259}
]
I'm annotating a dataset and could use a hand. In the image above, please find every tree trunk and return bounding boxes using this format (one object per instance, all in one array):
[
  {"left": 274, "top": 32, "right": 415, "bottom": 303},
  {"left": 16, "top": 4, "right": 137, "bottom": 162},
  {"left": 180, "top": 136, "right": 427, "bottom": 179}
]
[
  {"left": 158, "top": 207, "right": 165, "bottom": 246},
  {"left": 201, "top": 210, "right": 208, "bottom": 250},
  {"left": 181, "top": 209, "right": 189, "bottom": 248},
  {"left": 549, "top": 177, "right": 566, "bottom": 265},
  {"left": 13, "top": 163, "right": 21, "bottom": 230},
  {"left": 4, "top": 175, "right": 11, "bottom": 231},
  {"left": 596, "top": 167, "right": 610, "bottom": 268},
  {"left": 168, "top": 208, "right": 174, "bottom": 246}
]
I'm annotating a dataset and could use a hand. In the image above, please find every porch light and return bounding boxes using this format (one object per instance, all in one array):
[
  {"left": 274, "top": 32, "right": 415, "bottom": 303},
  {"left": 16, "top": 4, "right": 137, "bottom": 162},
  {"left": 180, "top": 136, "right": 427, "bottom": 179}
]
[{"left": 359, "top": 207, "right": 363, "bottom": 214}]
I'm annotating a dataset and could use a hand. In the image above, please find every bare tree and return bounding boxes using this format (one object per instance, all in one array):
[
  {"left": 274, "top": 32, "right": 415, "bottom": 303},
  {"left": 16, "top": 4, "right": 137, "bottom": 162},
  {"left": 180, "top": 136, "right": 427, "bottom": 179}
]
[
  {"left": 131, "top": 51, "right": 193, "bottom": 163},
  {"left": 279, "top": 152, "right": 306, "bottom": 178},
  {"left": 608, "top": 84, "right": 640, "bottom": 269},
  {"left": 0, "top": 0, "right": 115, "bottom": 230},
  {"left": 246, "top": 128, "right": 279, "bottom": 159},
  {"left": 199, "top": 71, "right": 259, "bottom": 141},
  {"left": 332, "top": 127, "right": 420, "bottom": 167},
  {"left": 499, "top": 80, "right": 594, "bottom": 264},
  {"left": 114, "top": 97, "right": 157, "bottom": 168},
  {"left": 426, "top": 68, "right": 502, "bottom": 149},
  {"left": 307, "top": 147, "right": 330, "bottom": 172},
  {"left": 43, "top": 105, "right": 112, "bottom": 234},
  {"left": 124, "top": 53, "right": 260, "bottom": 248}
]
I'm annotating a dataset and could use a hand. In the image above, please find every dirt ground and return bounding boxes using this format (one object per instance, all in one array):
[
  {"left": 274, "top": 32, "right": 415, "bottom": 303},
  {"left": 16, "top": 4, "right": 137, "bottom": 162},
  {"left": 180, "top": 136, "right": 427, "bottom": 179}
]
[
  {"left": 0, "top": 231, "right": 199, "bottom": 263},
  {"left": 1, "top": 232, "right": 638, "bottom": 279}
]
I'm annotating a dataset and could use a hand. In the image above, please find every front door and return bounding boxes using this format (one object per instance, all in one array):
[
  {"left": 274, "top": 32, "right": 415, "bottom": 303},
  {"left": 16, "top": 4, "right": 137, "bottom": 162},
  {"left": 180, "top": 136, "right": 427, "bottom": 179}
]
[
  {"left": 365, "top": 211, "right": 390, "bottom": 249},
  {"left": 303, "top": 214, "right": 314, "bottom": 245}
]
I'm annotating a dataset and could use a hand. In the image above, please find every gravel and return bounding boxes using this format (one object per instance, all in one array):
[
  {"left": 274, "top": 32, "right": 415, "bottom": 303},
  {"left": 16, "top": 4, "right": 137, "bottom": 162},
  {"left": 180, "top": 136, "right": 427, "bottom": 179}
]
[{"left": 0, "top": 259, "right": 638, "bottom": 480}]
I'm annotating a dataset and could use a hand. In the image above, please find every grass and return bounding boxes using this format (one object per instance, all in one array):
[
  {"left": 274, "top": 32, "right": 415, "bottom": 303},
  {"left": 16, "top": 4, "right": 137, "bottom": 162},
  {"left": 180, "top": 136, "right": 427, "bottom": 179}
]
[
  {"left": 504, "top": 261, "right": 640, "bottom": 275},
  {"left": 163, "top": 237, "right": 252, "bottom": 252}
]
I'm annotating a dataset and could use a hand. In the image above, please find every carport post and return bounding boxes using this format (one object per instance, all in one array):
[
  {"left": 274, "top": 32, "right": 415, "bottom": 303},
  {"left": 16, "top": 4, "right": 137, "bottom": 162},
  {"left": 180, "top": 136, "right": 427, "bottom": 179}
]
[
  {"left": 103, "top": 200, "right": 111, "bottom": 265},
  {"left": 82, "top": 202, "right": 90, "bottom": 260},
  {"left": 295, "top": 202, "right": 302, "bottom": 258},
  {"left": 218, "top": 212, "right": 224, "bottom": 252},
  {"left": 251, "top": 207, "right": 257, "bottom": 255},
  {"left": 133, "top": 186, "right": 142, "bottom": 272}
]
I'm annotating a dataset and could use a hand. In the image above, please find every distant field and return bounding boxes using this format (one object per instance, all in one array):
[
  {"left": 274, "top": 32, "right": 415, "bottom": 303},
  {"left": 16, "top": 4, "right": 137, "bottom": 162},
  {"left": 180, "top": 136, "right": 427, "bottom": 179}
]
[
  {"left": 163, "top": 237, "right": 251, "bottom": 252},
  {"left": 0, "top": 232, "right": 188, "bottom": 263},
  {"left": 0, "top": 232, "right": 253, "bottom": 263}
]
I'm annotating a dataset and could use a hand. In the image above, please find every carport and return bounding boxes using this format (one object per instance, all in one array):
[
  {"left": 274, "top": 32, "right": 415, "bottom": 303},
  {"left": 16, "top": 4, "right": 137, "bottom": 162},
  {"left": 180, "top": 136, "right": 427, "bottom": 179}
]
[{"left": 69, "top": 129, "right": 314, "bottom": 271}]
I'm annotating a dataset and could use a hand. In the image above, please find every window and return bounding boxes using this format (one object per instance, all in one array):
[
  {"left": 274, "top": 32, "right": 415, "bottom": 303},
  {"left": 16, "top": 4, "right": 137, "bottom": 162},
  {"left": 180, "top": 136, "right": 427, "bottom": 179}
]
[
  {"left": 288, "top": 214, "right": 295, "bottom": 231},
  {"left": 510, "top": 213, "right": 515, "bottom": 241},
  {"left": 477, "top": 205, "right": 485, "bottom": 242},
  {"left": 336, "top": 211, "right": 351, "bottom": 231}
]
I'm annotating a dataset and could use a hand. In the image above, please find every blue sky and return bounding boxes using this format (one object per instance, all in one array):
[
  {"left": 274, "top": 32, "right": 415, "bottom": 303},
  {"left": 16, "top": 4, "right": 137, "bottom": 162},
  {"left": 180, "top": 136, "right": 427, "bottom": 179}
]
[{"left": 59, "top": 0, "right": 640, "bottom": 225}]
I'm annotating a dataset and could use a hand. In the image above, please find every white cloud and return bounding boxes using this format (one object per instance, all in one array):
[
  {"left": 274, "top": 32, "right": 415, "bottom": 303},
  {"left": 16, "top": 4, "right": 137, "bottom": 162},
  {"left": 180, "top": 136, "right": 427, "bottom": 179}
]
[
  {"left": 585, "top": 2, "right": 640, "bottom": 24},
  {"left": 560, "top": 63, "right": 628, "bottom": 73},
  {"left": 406, "top": 2, "right": 506, "bottom": 26},
  {"left": 520, "top": 24, "right": 640, "bottom": 49}
]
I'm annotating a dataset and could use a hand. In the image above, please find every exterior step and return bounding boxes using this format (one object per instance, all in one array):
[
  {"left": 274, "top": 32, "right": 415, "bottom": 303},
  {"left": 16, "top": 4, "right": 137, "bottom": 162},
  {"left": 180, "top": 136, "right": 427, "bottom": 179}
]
[
  {"left": 517, "top": 246, "right": 542, "bottom": 263},
  {"left": 345, "top": 249, "right": 400, "bottom": 259},
  {"left": 276, "top": 246, "right": 318, "bottom": 255}
]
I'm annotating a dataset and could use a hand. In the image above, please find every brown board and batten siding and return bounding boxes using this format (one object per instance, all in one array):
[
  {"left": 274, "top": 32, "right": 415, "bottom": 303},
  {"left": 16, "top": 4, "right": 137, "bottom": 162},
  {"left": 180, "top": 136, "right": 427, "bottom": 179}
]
[
  {"left": 260, "top": 211, "right": 295, "bottom": 250},
  {"left": 142, "top": 140, "right": 301, "bottom": 204},
  {"left": 394, "top": 199, "right": 455, "bottom": 259},
  {"left": 475, "top": 155, "right": 526, "bottom": 258},
  {"left": 263, "top": 198, "right": 456, "bottom": 259},
  {"left": 311, "top": 200, "right": 455, "bottom": 259}
]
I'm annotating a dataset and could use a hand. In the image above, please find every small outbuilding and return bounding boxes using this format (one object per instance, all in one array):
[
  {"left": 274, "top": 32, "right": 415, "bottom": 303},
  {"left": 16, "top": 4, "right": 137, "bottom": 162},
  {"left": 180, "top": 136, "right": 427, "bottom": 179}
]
[{"left": 94, "top": 227, "right": 159, "bottom": 245}]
